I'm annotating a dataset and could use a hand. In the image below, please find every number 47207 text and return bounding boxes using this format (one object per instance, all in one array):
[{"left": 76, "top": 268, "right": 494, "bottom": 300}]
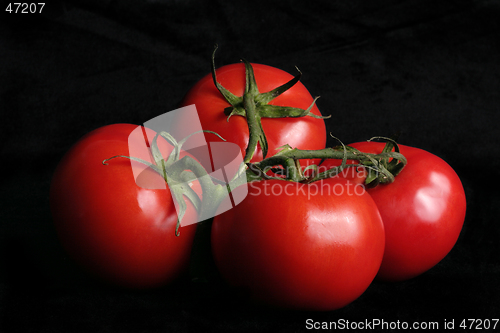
[{"left": 6, "top": 3, "right": 45, "bottom": 14}]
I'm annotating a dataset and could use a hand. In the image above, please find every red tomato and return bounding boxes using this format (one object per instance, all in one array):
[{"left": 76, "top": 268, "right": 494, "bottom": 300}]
[
  {"left": 176, "top": 62, "right": 327, "bottom": 162},
  {"left": 322, "top": 142, "right": 466, "bottom": 281},
  {"left": 50, "top": 124, "right": 198, "bottom": 288},
  {"left": 211, "top": 178, "right": 385, "bottom": 311}
]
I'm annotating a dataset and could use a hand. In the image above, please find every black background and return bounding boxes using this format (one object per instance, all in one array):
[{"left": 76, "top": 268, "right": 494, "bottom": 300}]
[{"left": 1, "top": 0, "right": 499, "bottom": 332}]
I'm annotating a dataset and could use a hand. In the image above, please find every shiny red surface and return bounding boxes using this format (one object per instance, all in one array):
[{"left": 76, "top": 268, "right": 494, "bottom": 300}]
[
  {"left": 343, "top": 142, "right": 466, "bottom": 281},
  {"left": 211, "top": 178, "right": 385, "bottom": 310},
  {"left": 50, "top": 124, "right": 198, "bottom": 288}
]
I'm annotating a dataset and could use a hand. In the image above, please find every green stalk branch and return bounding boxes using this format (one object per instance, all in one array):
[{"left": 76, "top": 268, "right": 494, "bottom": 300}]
[{"left": 247, "top": 141, "right": 407, "bottom": 185}]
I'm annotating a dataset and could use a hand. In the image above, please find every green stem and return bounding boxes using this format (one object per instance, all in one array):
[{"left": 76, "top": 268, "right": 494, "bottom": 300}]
[
  {"left": 171, "top": 156, "right": 231, "bottom": 221},
  {"left": 248, "top": 143, "right": 407, "bottom": 185},
  {"left": 243, "top": 92, "right": 267, "bottom": 163},
  {"left": 281, "top": 147, "right": 362, "bottom": 160}
]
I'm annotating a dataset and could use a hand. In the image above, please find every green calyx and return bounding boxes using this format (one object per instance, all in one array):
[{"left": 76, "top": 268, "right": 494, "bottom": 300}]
[
  {"left": 211, "top": 45, "right": 329, "bottom": 162},
  {"left": 102, "top": 130, "right": 229, "bottom": 236}
]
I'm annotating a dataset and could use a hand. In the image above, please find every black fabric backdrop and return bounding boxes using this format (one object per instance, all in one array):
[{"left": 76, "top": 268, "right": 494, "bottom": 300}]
[{"left": 1, "top": 0, "right": 499, "bottom": 332}]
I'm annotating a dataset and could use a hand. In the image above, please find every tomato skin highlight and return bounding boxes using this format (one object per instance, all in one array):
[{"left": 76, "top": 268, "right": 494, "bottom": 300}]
[
  {"left": 50, "top": 124, "right": 198, "bottom": 288},
  {"left": 177, "top": 62, "right": 327, "bottom": 162},
  {"left": 322, "top": 142, "right": 467, "bottom": 281},
  {"left": 211, "top": 178, "right": 385, "bottom": 311}
]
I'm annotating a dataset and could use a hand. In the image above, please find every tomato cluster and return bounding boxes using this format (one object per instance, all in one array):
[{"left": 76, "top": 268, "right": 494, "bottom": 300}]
[{"left": 50, "top": 53, "right": 466, "bottom": 311}]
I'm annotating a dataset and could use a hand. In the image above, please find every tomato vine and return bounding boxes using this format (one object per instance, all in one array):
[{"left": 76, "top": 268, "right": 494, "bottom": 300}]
[{"left": 52, "top": 48, "right": 466, "bottom": 297}]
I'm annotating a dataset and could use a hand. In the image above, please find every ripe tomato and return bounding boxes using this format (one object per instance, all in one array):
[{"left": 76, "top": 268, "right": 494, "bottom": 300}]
[
  {"left": 50, "top": 124, "right": 198, "bottom": 288},
  {"left": 322, "top": 142, "right": 466, "bottom": 281},
  {"left": 211, "top": 178, "right": 385, "bottom": 311},
  {"left": 176, "top": 62, "right": 327, "bottom": 162}
]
